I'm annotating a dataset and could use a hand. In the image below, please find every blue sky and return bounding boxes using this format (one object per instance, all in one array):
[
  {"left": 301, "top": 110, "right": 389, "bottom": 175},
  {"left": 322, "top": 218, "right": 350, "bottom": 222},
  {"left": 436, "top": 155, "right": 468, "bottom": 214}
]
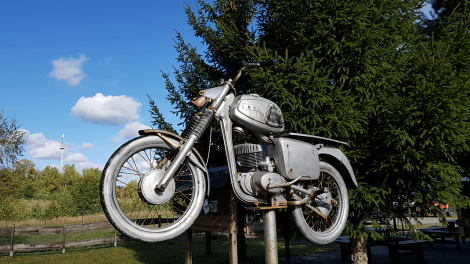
[
  {"left": 1, "top": 1, "right": 433, "bottom": 173},
  {"left": 1, "top": 0, "right": 205, "bottom": 172}
]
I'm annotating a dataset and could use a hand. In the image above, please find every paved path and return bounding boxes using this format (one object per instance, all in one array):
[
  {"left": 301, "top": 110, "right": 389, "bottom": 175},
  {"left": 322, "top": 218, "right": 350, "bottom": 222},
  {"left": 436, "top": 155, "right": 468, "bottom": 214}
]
[{"left": 279, "top": 239, "right": 469, "bottom": 264}]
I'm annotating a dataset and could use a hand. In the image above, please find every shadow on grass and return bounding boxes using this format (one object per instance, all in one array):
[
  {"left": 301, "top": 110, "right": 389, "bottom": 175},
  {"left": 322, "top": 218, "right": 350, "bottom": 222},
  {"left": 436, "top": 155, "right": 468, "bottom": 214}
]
[
  {"left": 119, "top": 232, "right": 339, "bottom": 264},
  {"left": 0, "top": 232, "right": 339, "bottom": 264}
]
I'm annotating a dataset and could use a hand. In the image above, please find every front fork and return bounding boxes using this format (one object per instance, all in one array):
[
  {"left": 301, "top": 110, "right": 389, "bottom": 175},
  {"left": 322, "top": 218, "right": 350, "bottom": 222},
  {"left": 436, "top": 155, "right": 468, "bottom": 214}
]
[
  {"left": 155, "top": 84, "right": 231, "bottom": 191},
  {"left": 156, "top": 134, "right": 198, "bottom": 190}
]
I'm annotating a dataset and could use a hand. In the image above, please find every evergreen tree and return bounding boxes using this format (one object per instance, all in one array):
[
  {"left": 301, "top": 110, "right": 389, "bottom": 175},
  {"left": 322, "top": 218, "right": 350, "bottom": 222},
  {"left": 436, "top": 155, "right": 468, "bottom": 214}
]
[
  {"left": 421, "top": 0, "right": 465, "bottom": 38},
  {"left": 149, "top": 1, "right": 470, "bottom": 263},
  {"left": 148, "top": 0, "right": 260, "bottom": 167},
  {"left": 249, "top": 0, "right": 470, "bottom": 262}
]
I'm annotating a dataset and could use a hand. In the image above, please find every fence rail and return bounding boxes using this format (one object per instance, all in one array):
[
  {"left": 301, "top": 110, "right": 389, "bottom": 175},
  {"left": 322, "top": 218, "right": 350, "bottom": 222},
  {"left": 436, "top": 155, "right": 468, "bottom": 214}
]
[{"left": 0, "top": 216, "right": 175, "bottom": 257}]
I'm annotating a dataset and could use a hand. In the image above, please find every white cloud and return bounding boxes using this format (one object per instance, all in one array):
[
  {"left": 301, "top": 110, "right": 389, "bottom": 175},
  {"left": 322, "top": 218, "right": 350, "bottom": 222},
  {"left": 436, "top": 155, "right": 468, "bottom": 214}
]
[
  {"left": 81, "top": 143, "right": 94, "bottom": 149},
  {"left": 21, "top": 129, "right": 102, "bottom": 170},
  {"left": 21, "top": 130, "right": 63, "bottom": 160},
  {"left": 77, "top": 161, "right": 102, "bottom": 171},
  {"left": 112, "top": 121, "right": 151, "bottom": 142},
  {"left": 49, "top": 54, "right": 88, "bottom": 86},
  {"left": 135, "top": 160, "right": 158, "bottom": 171},
  {"left": 71, "top": 93, "right": 142, "bottom": 126},
  {"left": 65, "top": 152, "right": 102, "bottom": 170},
  {"left": 65, "top": 152, "right": 88, "bottom": 162}
]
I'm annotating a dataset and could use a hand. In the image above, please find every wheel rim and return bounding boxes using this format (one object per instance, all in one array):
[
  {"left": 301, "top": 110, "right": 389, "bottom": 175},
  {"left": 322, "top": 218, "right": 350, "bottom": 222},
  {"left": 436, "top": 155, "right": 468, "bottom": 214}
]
[
  {"left": 298, "top": 171, "right": 343, "bottom": 233},
  {"left": 111, "top": 146, "right": 195, "bottom": 230}
]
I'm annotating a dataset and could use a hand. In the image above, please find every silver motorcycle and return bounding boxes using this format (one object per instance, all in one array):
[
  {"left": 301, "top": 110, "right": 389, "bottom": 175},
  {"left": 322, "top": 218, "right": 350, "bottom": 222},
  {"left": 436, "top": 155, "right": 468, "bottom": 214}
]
[{"left": 100, "top": 60, "right": 358, "bottom": 244}]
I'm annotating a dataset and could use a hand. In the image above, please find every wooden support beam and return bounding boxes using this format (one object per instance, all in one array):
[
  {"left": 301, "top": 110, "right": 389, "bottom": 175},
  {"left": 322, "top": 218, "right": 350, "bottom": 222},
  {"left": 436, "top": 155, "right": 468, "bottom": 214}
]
[{"left": 229, "top": 188, "right": 238, "bottom": 264}]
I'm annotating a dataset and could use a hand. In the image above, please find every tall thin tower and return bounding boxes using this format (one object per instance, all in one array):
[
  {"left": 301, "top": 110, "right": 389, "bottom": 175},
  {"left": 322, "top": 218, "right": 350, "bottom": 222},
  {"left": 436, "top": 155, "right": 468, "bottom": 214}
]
[{"left": 60, "top": 134, "right": 65, "bottom": 173}]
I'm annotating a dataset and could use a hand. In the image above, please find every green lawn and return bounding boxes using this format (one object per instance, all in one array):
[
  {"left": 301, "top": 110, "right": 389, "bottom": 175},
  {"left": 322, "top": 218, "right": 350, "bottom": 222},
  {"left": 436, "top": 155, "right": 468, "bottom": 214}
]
[{"left": 1, "top": 233, "right": 339, "bottom": 264}]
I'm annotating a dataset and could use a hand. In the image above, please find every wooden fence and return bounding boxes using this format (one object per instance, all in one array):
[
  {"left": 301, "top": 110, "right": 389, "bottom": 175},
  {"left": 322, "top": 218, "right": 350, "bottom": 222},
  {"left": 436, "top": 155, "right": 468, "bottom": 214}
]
[{"left": 0, "top": 216, "right": 175, "bottom": 257}]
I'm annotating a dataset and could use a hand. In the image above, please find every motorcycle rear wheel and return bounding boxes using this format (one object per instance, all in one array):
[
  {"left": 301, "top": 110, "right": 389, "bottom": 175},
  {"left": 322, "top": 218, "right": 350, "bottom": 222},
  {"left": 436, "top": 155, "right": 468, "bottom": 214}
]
[
  {"left": 289, "top": 161, "right": 349, "bottom": 244},
  {"left": 100, "top": 135, "right": 206, "bottom": 243}
]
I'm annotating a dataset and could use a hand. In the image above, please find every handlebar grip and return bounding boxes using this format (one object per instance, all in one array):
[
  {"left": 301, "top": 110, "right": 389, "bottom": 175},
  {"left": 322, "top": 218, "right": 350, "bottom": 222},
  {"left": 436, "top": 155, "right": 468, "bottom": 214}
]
[{"left": 255, "top": 59, "right": 279, "bottom": 67}]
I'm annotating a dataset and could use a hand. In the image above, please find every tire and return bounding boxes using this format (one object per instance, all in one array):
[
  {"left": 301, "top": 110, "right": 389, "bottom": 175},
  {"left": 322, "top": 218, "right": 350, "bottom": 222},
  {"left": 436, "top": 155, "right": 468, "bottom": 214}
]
[
  {"left": 100, "top": 135, "right": 206, "bottom": 243},
  {"left": 446, "top": 207, "right": 455, "bottom": 217},
  {"left": 289, "top": 161, "right": 349, "bottom": 245}
]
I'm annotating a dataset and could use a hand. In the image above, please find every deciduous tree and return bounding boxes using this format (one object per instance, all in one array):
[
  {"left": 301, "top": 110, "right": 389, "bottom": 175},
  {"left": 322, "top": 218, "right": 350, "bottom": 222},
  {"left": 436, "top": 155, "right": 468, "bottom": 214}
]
[{"left": 0, "top": 110, "right": 25, "bottom": 169}]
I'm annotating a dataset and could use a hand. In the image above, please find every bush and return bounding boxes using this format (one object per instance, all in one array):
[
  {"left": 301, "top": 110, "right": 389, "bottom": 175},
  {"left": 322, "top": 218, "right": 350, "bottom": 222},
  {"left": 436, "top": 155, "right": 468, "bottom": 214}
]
[
  {"left": 70, "top": 169, "right": 102, "bottom": 215},
  {"left": 21, "top": 185, "right": 37, "bottom": 199},
  {"left": 27, "top": 203, "right": 45, "bottom": 219},
  {"left": 0, "top": 197, "right": 28, "bottom": 221}
]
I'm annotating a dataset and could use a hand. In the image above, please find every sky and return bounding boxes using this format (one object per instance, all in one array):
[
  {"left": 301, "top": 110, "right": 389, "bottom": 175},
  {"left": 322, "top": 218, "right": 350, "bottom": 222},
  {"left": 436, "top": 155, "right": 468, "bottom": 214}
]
[{"left": 1, "top": 1, "right": 434, "bottom": 173}]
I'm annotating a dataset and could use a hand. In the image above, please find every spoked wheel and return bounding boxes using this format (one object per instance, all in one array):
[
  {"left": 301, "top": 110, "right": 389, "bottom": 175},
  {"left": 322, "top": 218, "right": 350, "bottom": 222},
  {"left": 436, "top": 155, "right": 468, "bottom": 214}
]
[
  {"left": 289, "top": 161, "right": 349, "bottom": 244},
  {"left": 100, "top": 135, "right": 206, "bottom": 243}
]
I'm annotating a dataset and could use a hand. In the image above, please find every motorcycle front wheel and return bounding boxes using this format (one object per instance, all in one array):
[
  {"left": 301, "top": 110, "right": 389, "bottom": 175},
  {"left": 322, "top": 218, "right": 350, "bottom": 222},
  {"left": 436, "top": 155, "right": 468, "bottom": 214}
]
[
  {"left": 100, "top": 135, "right": 206, "bottom": 243},
  {"left": 289, "top": 161, "right": 349, "bottom": 244}
]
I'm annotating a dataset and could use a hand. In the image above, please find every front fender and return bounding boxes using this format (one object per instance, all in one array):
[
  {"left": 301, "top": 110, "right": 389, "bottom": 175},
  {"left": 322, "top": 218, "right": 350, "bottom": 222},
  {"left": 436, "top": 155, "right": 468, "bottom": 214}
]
[
  {"left": 317, "top": 146, "right": 357, "bottom": 188},
  {"left": 138, "top": 129, "right": 210, "bottom": 197}
]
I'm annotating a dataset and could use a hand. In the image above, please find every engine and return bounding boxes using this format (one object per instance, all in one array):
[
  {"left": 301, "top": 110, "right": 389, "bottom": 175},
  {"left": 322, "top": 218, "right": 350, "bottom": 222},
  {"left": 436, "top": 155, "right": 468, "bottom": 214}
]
[
  {"left": 234, "top": 143, "right": 264, "bottom": 172},
  {"left": 234, "top": 143, "right": 286, "bottom": 196}
]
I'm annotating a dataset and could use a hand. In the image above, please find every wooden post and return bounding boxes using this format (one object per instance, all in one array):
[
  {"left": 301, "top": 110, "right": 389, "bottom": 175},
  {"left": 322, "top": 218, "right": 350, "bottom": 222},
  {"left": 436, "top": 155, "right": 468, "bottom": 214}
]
[
  {"left": 114, "top": 229, "right": 117, "bottom": 247},
  {"left": 237, "top": 201, "right": 246, "bottom": 260},
  {"left": 185, "top": 229, "right": 192, "bottom": 264},
  {"left": 229, "top": 188, "right": 238, "bottom": 264},
  {"left": 62, "top": 224, "right": 66, "bottom": 254},
  {"left": 284, "top": 222, "right": 290, "bottom": 264},
  {"left": 205, "top": 231, "right": 211, "bottom": 255},
  {"left": 10, "top": 224, "right": 15, "bottom": 258}
]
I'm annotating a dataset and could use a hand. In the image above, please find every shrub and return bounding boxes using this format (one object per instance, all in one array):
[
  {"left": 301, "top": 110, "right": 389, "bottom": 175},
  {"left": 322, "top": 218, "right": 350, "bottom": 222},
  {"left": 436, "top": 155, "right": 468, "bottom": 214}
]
[
  {"left": 27, "top": 203, "right": 44, "bottom": 219},
  {"left": 0, "top": 197, "right": 28, "bottom": 221},
  {"left": 21, "top": 185, "right": 37, "bottom": 199}
]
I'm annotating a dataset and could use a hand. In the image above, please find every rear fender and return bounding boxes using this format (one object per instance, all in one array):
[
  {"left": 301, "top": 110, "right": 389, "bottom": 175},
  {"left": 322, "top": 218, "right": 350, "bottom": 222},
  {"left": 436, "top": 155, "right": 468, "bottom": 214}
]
[
  {"left": 138, "top": 129, "right": 210, "bottom": 197},
  {"left": 280, "top": 132, "right": 357, "bottom": 188},
  {"left": 317, "top": 146, "right": 357, "bottom": 188}
]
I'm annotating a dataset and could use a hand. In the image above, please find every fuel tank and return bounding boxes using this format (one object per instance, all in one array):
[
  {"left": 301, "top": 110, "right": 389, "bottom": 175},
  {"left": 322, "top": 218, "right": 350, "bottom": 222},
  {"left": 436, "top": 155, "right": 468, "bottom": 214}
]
[{"left": 229, "top": 94, "right": 284, "bottom": 134}]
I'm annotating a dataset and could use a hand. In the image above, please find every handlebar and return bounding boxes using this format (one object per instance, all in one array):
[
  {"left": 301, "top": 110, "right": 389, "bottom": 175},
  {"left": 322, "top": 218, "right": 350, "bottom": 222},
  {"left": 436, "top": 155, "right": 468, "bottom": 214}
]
[
  {"left": 232, "top": 59, "right": 278, "bottom": 84},
  {"left": 255, "top": 59, "right": 279, "bottom": 67}
]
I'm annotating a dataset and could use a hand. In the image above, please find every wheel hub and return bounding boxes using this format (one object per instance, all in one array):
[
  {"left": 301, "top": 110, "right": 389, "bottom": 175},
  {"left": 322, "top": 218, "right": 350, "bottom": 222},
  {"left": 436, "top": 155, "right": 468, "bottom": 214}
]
[
  {"left": 314, "top": 192, "right": 333, "bottom": 216},
  {"left": 138, "top": 169, "right": 175, "bottom": 205}
]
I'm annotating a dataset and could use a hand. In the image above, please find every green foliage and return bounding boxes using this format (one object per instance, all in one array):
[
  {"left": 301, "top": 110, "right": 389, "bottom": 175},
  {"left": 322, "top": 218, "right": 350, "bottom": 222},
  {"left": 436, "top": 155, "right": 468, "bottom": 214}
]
[
  {"left": 148, "top": 0, "right": 261, "bottom": 167},
  {"left": 0, "top": 196, "right": 28, "bottom": 221},
  {"left": 21, "top": 185, "right": 37, "bottom": 199},
  {"left": 147, "top": 0, "right": 470, "bottom": 245},
  {"left": 62, "top": 164, "right": 82, "bottom": 188},
  {"left": 70, "top": 168, "right": 102, "bottom": 215},
  {"left": 34, "top": 166, "right": 61, "bottom": 194},
  {"left": 421, "top": 0, "right": 465, "bottom": 38},
  {"left": 0, "top": 168, "right": 24, "bottom": 221},
  {"left": 14, "top": 159, "right": 41, "bottom": 181},
  {"left": 0, "top": 110, "right": 25, "bottom": 170}
]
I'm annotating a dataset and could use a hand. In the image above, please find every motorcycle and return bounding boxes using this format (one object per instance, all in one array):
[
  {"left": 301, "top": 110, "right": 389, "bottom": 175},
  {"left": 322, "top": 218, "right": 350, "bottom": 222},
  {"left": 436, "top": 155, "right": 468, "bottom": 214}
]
[{"left": 100, "top": 60, "right": 358, "bottom": 244}]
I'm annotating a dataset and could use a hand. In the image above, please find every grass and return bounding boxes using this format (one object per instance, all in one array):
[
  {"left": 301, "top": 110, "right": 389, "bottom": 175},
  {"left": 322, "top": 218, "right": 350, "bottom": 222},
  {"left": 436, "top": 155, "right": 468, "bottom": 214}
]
[
  {"left": 0, "top": 233, "right": 339, "bottom": 264},
  {"left": 0, "top": 227, "right": 118, "bottom": 245},
  {"left": 3, "top": 213, "right": 109, "bottom": 228}
]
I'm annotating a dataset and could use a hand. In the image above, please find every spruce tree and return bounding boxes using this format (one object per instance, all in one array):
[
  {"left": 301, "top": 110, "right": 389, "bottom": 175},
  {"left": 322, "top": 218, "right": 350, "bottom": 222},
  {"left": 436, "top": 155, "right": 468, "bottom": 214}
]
[
  {"left": 149, "top": 1, "right": 470, "bottom": 263},
  {"left": 148, "top": 0, "right": 260, "bottom": 167},
  {"left": 247, "top": 0, "right": 470, "bottom": 262}
]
